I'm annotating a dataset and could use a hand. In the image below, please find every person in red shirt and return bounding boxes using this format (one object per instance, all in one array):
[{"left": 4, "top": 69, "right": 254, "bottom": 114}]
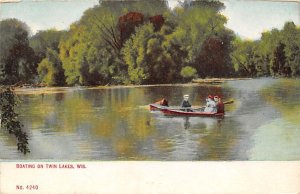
[
  {"left": 214, "top": 96, "right": 224, "bottom": 114},
  {"left": 158, "top": 98, "right": 169, "bottom": 106}
]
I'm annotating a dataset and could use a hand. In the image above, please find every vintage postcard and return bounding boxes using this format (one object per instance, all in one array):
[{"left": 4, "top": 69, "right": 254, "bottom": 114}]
[{"left": 0, "top": 0, "right": 300, "bottom": 193}]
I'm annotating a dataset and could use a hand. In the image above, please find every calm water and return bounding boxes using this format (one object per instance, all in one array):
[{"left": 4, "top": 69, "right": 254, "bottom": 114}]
[{"left": 1, "top": 78, "right": 300, "bottom": 160}]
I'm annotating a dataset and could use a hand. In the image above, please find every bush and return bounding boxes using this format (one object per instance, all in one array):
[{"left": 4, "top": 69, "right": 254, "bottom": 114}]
[{"left": 180, "top": 66, "right": 197, "bottom": 81}]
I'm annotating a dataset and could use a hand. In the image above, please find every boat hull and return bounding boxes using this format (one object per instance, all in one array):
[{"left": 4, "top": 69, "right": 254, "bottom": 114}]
[{"left": 149, "top": 104, "right": 224, "bottom": 117}]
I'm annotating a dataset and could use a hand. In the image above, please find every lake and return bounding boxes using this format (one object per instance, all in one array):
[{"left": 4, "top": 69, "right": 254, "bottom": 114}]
[{"left": 1, "top": 78, "right": 300, "bottom": 160}]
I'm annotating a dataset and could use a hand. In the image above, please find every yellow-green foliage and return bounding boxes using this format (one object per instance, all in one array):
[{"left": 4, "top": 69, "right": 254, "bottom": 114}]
[
  {"left": 122, "top": 23, "right": 178, "bottom": 84},
  {"left": 122, "top": 23, "right": 155, "bottom": 84},
  {"left": 37, "top": 48, "right": 65, "bottom": 86},
  {"left": 37, "top": 58, "right": 56, "bottom": 86},
  {"left": 180, "top": 66, "right": 197, "bottom": 79},
  {"left": 59, "top": 25, "right": 88, "bottom": 85}
]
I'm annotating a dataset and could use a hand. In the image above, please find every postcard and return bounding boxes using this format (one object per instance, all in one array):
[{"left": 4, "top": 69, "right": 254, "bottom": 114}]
[{"left": 0, "top": 0, "right": 300, "bottom": 193}]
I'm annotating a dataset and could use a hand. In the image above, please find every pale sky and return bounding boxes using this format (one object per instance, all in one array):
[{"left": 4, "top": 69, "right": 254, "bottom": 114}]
[
  {"left": 222, "top": 0, "right": 300, "bottom": 39},
  {"left": 0, "top": 0, "right": 299, "bottom": 39}
]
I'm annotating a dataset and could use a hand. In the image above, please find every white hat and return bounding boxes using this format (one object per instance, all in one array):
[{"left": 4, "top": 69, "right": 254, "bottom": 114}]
[{"left": 183, "top": 94, "right": 189, "bottom": 100}]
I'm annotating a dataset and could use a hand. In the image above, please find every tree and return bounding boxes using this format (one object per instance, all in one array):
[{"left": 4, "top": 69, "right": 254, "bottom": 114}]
[
  {"left": 180, "top": 66, "right": 197, "bottom": 81},
  {"left": 59, "top": 0, "right": 171, "bottom": 85},
  {"left": 0, "top": 19, "right": 36, "bottom": 84},
  {"left": 196, "top": 32, "right": 235, "bottom": 78},
  {"left": 231, "top": 22, "right": 300, "bottom": 78},
  {"left": 30, "top": 29, "right": 66, "bottom": 64},
  {"left": 271, "top": 42, "right": 290, "bottom": 76},
  {"left": 281, "top": 22, "right": 300, "bottom": 76},
  {"left": 122, "top": 23, "right": 177, "bottom": 84},
  {"left": 37, "top": 48, "right": 65, "bottom": 86},
  {"left": 231, "top": 38, "right": 260, "bottom": 77},
  {"left": 59, "top": 22, "right": 126, "bottom": 85},
  {"left": 165, "top": 2, "right": 233, "bottom": 78},
  {"left": 178, "top": 0, "right": 225, "bottom": 12}
]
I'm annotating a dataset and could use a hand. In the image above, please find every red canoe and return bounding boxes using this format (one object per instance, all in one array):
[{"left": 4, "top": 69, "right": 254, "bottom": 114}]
[{"left": 149, "top": 103, "right": 224, "bottom": 118}]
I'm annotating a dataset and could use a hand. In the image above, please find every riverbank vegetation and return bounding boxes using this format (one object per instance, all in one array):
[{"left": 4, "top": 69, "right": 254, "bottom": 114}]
[
  {"left": 1, "top": 0, "right": 300, "bottom": 87},
  {"left": 0, "top": 87, "right": 30, "bottom": 154}
]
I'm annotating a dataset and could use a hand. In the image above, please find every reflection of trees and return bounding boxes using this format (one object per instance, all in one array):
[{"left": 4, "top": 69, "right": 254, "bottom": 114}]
[
  {"left": 90, "top": 88, "right": 156, "bottom": 138},
  {"left": 57, "top": 94, "right": 94, "bottom": 132},
  {"left": 19, "top": 94, "right": 56, "bottom": 129},
  {"left": 151, "top": 115, "right": 241, "bottom": 160},
  {"left": 261, "top": 79, "right": 300, "bottom": 125},
  {"left": 20, "top": 88, "right": 157, "bottom": 159},
  {"left": 97, "top": 88, "right": 156, "bottom": 159},
  {"left": 16, "top": 84, "right": 239, "bottom": 160},
  {"left": 197, "top": 119, "right": 241, "bottom": 160},
  {"left": 20, "top": 92, "right": 94, "bottom": 133}
]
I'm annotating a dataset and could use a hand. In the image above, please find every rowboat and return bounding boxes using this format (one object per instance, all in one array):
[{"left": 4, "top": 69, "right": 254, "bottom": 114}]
[{"left": 149, "top": 103, "right": 224, "bottom": 117}]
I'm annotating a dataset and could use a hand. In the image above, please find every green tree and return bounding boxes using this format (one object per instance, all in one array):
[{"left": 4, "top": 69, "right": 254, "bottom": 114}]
[
  {"left": 178, "top": 0, "right": 225, "bottom": 12},
  {"left": 281, "top": 22, "right": 300, "bottom": 76},
  {"left": 165, "top": 2, "right": 233, "bottom": 78},
  {"left": 60, "top": 0, "right": 171, "bottom": 85},
  {"left": 180, "top": 66, "right": 197, "bottom": 81},
  {"left": 59, "top": 23, "right": 126, "bottom": 85},
  {"left": 231, "top": 38, "right": 260, "bottom": 77},
  {"left": 37, "top": 48, "right": 65, "bottom": 86},
  {"left": 231, "top": 22, "right": 300, "bottom": 78},
  {"left": 30, "top": 29, "right": 66, "bottom": 64},
  {"left": 271, "top": 42, "right": 290, "bottom": 76},
  {"left": 0, "top": 19, "right": 36, "bottom": 84},
  {"left": 122, "top": 23, "right": 177, "bottom": 84}
]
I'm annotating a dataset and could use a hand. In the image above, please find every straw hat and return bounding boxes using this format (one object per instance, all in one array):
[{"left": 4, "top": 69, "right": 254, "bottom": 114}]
[{"left": 183, "top": 94, "right": 189, "bottom": 100}]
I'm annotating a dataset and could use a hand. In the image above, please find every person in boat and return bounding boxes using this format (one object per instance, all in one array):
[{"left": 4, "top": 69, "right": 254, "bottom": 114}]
[
  {"left": 155, "top": 98, "right": 169, "bottom": 106},
  {"left": 160, "top": 98, "right": 169, "bottom": 107},
  {"left": 214, "top": 96, "right": 224, "bottom": 114},
  {"left": 181, "top": 94, "right": 192, "bottom": 112},
  {"left": 204, "top": 95, "right": 217, "bottom": 113}
]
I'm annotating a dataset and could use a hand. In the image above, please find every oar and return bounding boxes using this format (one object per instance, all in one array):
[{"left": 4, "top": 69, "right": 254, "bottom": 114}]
[{"left": 223, "top": 100, "right": 234, "bottom": 105}]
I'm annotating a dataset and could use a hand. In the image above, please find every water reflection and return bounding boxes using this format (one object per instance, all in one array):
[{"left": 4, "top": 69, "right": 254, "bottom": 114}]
[
  {"left": 1, "top": 79, "right": 300, "bottom": 160},
  {"left": 261, "top": 79, "right": 300, "bottom": 125}
]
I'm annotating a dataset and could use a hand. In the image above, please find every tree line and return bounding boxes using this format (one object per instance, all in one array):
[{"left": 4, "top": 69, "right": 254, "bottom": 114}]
[{"left": 1, "top": 0, "right": 300, "bottom": 87}]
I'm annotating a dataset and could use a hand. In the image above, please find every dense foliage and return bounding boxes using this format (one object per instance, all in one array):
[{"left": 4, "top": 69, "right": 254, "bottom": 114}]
[
  {"left": 0, "top": 87, "right": 30, "bottom": 154},
  {"left": 0, "top": 19, "right": 36, "bottom": 84},
  {"left": 232, "top": 22, "right": 300, "bottom": 77},
  {"left": 0, "top": 0, "right": 299, "bottom": 86}
]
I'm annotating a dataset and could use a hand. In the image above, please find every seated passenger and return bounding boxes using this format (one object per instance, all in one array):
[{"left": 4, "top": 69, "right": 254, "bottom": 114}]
[
  {"left": 181, "top": 94, "right": 192, "bottom": 112},
  {"left": 214, "top": 96, "right": 224, "bottom": 114},
  {"left": 204, "top": 95, "right": 217, "bottom": 113},
  {"left": 160, "top": 98, "right": 169, "bottom": 107}
]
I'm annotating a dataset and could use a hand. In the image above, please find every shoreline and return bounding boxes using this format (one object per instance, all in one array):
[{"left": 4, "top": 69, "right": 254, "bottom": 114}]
[
  {"left": 1, "top": 77, "right": 287, "bottom": 95},
  {"left": 191, "top": 77, "right": 253, "bottom": 84}
]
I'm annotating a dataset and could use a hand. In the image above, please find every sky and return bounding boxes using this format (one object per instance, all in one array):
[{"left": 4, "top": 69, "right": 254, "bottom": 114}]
[{"left": 0, "top": 0, "right": 299, "bottom": 40}]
